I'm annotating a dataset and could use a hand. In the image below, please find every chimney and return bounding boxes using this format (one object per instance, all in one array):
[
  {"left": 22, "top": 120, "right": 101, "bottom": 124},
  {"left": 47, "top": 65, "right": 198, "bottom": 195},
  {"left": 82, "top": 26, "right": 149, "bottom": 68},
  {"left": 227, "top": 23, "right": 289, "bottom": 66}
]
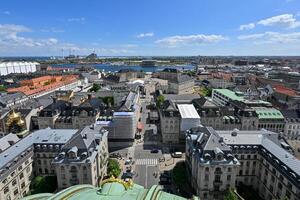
[{"left": 52, "top": 96, "right": 57, "bottom": 103}]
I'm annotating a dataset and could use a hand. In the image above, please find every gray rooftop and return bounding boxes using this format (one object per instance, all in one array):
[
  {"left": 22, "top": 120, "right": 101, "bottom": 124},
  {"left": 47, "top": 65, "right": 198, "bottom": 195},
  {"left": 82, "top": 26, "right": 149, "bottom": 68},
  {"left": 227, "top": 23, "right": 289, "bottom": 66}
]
[
  {"left": 0, "top": 133, "right": 20, "bottom": 152},
  {"left": 218, "top": 129, "right": 300, "bottom": 176},
  {"left": 0, "top": 128, "right": 78, "bottom": 169}
]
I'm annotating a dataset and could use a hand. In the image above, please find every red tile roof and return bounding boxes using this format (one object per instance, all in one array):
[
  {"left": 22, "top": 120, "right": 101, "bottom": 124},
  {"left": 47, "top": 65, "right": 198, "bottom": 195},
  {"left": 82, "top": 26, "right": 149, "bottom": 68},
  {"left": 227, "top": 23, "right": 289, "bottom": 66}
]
[{"left": 273, "top": 84, "right": 299, "bottom": 97}]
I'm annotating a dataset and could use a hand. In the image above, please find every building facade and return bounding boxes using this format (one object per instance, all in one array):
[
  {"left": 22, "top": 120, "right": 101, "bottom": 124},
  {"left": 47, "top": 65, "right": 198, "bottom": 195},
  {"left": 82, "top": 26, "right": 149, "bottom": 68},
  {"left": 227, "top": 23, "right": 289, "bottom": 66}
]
[
  {"left": 186, "top": 127, "right": 300, "bottom": 200},
  {"left": 0, "top": 127, "right": 108, "bottom": 200}
]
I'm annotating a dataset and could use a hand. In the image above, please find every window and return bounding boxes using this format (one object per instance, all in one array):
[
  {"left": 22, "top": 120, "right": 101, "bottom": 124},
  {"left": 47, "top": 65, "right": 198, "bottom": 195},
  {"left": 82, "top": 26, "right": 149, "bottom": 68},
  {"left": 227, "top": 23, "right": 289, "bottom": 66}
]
[
  {"left": 279, "top": 175, "right": 284, "bottom": 182},
  {"left": 228, "top": 167, "right": 232, "bottom": 172},
  {"left": 278, "top": 182, "right": 282, "bottom": 190},
  {"left": 21, "top": 182, "right": 25, "bottom": 189},
  {"left": 14, "top": 189, "right": 18, "bottom": 196},
  {"left": 286, "top": 190, "right": 291, "bottom": 199},
  {"left": 12, "top": 179, "right": 17, "bottom": 186},
  {"left": 227, "top": 175, "right": 231, "bottom": 181},
  {"left": 4, "top": 187, "right": 9, "bottom": 194},
  {"left": 26, "top": 167, "right": 30, "bottom": 173},
  {"left": 19, "top": 173, "right": 24, "bottom": 179},
  {"left": 205, "top": 174, "right": 209, "bottom": 181}
]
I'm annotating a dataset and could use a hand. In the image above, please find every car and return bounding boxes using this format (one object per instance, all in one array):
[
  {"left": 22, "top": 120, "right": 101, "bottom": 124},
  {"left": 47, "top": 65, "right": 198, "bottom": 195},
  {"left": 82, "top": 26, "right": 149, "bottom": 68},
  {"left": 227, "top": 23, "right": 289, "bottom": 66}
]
[
  {"left": 122, "top": 172, "right": 134, "bottom": 179},
  {"left": 171, "top": 152, "right": 183, "bottom": 158},
  {"left": 125, "top": 159, "right": 131, "bottom": 165},
  {"left": 151, "top": 149, "right": 159, "bottom": 153}
]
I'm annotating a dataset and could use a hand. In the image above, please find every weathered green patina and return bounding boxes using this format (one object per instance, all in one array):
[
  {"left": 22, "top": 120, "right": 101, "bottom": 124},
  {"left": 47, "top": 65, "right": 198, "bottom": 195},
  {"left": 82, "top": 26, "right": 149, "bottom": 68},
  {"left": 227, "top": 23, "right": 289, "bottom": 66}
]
[{"left": 22, "top": 181, "right": 199, "bottom": 200}]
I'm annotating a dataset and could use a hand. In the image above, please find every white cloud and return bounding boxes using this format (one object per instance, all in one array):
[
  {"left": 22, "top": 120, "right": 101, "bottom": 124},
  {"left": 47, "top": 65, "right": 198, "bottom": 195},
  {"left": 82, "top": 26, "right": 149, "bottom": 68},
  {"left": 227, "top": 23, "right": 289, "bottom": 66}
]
[
  {"left": 3, "top": 11, "right": 10, "bottom": 15},
  {"left": 238, "top": 33, "right": 265, "bottom": 40},
  {"left": 257, "top": 14, "right": 300, "bottom": 28},
  {"left": 40, "top": 28, "right": 65, "bottom": 33},
  {"left": 67, "top": 17, "right": 86, "bottom": 23},
  {"left": 239, "top": 23, "right": 255, "bottom": 30},
  {"left": 238, "top": 32, "right": 300, "bottom": 44},
  {"left": 0, "top": 23, "right": 136, "bottom": 56},
  {"left": 0, "top": 24, "right": 60, "bottom": 48},
  {"left": 155, "top": 34, "right": 227, "bottom": 47},
  {"left": 239, "top": 13, "right": 300, "bottom": 31},
  {"left": 136, "top": 32, "right": 154, "bottom": 38}
]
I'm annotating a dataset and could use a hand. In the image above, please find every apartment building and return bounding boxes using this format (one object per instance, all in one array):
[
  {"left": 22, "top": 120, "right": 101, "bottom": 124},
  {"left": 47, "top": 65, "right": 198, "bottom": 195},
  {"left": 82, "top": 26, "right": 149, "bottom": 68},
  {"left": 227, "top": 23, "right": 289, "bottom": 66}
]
[
  {"left": 53, "top": 125, "right": 108, "bottom": 190},
  {"left": 186, "top": 126, "right": 300, "bottom": 200},
  {"left": 0, "top": 126, "right": 108, "bottom": 199},
  {"left": 281, "top": 109, "right": 300, "bottom": 140},
  {"left": 186, "top": 127, "right": 240, "bottom": 200},
  {"left": 37, "top": 96, "right": 106, "bottom": 129},
  {"left": 192, "top": 97, "right": 258, "bottom": 131},
  {"left": 153, "top": 68, "right": 194, "bottom": 94}
]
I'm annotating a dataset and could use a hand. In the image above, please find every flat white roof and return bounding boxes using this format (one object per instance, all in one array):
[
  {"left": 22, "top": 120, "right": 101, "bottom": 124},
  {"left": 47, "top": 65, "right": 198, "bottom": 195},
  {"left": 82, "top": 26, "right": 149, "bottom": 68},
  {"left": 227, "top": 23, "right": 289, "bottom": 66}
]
[{"left": 177, "top": 104, "right": 200, "bottom": 119}]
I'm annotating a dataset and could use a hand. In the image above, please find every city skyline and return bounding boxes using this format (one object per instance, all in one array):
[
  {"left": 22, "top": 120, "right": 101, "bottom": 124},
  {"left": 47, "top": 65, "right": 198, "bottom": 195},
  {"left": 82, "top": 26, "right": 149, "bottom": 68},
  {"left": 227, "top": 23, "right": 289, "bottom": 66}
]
[{"left": 1, "top": 0, "right": 300, "bottom": 56}]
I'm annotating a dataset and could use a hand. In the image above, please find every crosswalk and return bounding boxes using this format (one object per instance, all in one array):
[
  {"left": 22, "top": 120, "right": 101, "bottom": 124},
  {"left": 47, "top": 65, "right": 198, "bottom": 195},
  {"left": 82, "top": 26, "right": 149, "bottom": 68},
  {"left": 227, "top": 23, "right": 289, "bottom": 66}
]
[{"left": 135, "top": 159, "right": 158, "bottom": 166}]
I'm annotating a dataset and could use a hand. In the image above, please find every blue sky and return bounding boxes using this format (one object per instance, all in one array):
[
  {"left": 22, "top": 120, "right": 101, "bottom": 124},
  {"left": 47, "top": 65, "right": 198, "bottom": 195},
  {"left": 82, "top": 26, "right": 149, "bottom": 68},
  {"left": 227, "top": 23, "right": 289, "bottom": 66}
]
[{"left": 0, "top": 0, "right": 300, "bottom": 56}]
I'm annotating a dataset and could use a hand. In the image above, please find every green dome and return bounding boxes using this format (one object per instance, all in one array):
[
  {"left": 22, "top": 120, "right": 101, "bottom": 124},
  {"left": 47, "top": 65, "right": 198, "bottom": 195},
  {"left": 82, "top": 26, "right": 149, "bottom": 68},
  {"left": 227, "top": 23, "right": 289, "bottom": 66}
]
[{"left": 22, "top": 180, "right": 198, "bottom": 200}]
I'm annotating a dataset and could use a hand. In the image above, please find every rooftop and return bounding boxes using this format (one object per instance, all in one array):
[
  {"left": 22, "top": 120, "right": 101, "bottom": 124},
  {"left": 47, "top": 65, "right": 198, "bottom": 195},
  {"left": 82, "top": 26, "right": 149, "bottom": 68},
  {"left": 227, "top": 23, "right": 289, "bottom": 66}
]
[
  {"left": 253, "top": 107, "right": 284, "bottom": 120},
  {"left": 273, "top": 84, "right": 299, "bottom": 97},
  {"left": 0, "top": 128, "right": 78, "bottom": 170},
  {"left": 21, "top": 180, "right": 196, "bottom": 200},
  {"left": 177, "top": 104, "right": 200, "bottom": 119}
]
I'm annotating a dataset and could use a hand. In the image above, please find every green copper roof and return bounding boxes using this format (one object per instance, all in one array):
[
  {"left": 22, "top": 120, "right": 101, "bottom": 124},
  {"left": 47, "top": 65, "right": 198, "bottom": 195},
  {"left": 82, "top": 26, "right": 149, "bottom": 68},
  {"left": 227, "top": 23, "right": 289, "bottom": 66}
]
[
  {"left": 22, "top": 182, "right": 198, "bottom": 200},
  {"left": 254, "top": 108, "right": 284, "bottom": 120},
  {"left": 213, "top": 89, "right": 244, "bottom": 101},
  {"left": 213, "top": 89, "right": 271, "bottom": 105}
]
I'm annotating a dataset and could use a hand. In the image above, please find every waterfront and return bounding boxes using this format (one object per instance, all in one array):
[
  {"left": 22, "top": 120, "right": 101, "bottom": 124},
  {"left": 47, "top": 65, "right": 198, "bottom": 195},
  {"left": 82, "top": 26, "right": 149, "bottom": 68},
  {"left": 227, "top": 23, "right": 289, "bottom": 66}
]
[{"left": 51, "top": 63, "right": 195, "bottom": 73}]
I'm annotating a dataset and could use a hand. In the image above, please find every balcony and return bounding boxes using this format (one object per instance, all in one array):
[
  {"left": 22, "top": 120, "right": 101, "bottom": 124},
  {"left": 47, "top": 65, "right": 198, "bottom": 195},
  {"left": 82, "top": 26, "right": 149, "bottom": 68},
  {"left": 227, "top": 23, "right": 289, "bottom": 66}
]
[
  {"left": 213, "top": 180, "right": 223, "bottom": 186},
  {"left": 214, "top": 171, "right": 223, "bottom": 175}
]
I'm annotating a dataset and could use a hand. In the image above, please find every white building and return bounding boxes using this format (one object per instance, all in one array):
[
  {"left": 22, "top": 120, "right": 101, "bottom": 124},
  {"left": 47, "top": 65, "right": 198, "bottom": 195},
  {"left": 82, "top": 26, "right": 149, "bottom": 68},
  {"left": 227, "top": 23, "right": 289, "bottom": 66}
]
[
  {"left": 177, "top": 104, "right": 201, "bottom": 132},
  {"left": 0, "top": 62, "right": 39, "bottom": 76}
]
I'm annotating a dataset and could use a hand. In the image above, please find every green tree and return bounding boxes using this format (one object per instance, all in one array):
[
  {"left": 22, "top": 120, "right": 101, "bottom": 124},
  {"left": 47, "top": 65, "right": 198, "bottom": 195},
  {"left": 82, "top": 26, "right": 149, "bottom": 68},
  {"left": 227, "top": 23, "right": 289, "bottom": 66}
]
[
  {"left": 107, "top": 159, "right": 121, "bottom": 178},
  {"left": 156, "top": 95, "right": 165, "bottom": 108},
  {"left": 172, "top": 161, "right": 188, "bottom": 189},
  {"left": 102, "top": 96, "right": 114, "bottom": 106},
  {"left": 224, "top": 188, "right": 238, "bottom": 200},
  {"left": 30, "top": 176, "right": 57, "bottom": 195},
  {"left": 0, "top": 85, "right": 6, "bottom": 92},
  {"left": 89, "top": 83, "right": 101, "bottom": 92}
]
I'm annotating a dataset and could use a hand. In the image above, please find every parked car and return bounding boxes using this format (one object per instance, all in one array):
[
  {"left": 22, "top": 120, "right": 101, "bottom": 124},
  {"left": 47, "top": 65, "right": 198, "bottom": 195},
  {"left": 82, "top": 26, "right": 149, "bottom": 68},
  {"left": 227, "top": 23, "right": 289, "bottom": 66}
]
[
  {"left": 125, "top": 159, "right": 131, "bottom": 165},
  {"left": 151, "top": 149, "right": 159, "bottom": 153},
  {"left": 171, "top": 152, "right": 183, "bottom": 158}
]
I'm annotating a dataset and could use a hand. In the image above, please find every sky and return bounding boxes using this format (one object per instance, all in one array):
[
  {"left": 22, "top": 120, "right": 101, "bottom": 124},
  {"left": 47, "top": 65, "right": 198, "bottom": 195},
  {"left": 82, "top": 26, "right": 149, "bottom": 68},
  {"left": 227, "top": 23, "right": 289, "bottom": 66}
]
[{"left": 1, "top": 0, "right": 300, "bottom": 56}]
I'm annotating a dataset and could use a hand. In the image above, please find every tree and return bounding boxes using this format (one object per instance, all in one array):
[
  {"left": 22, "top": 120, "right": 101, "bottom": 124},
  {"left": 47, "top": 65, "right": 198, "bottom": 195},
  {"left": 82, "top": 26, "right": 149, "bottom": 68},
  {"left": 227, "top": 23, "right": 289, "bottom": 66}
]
[
  {"left": 102, "top": 96, "right": 114, "bottom": 106},
  {"left": 89, "top": 83, "right": 101, "bottom": 92},
  {"left": 224, "top": 188, "right": 238, "bottom": 200},
  {"left": 107, "top": 159, "right": 121, "bottom": 178},
  {"left": 30, "top": 176, "right": 57, "bottom": 195},
  {"left": 156, "top": 95, "right": 165, "bottom": 108},
  {"left": 0, "top": 85, "right": 6, "bottom": 92},
  {"left": 172, "top": 161, "right": 187, "bottom": 186}
]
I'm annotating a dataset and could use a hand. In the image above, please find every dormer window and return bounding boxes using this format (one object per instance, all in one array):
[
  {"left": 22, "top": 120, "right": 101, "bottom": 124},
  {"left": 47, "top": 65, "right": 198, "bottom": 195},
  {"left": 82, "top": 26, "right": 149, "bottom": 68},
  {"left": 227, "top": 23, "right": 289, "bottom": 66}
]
[{"left": 68, "top": 146, "right": 78, "bottom": 159}]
